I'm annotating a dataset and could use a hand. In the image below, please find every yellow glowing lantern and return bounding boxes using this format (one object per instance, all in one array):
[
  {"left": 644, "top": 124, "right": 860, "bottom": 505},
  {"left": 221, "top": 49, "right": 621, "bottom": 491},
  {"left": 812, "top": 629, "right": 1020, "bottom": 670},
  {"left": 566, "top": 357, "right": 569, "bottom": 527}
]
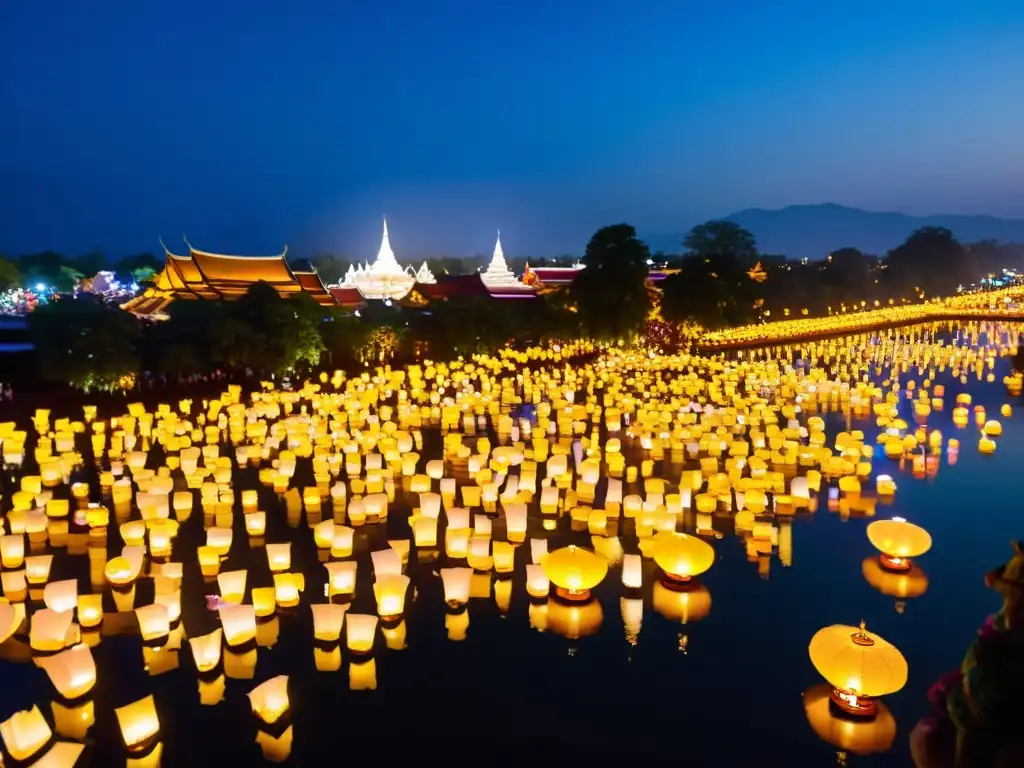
[
  {"left": 0, "top": 705, "right": 52, "bottom": 763},
  {"left": 77, "top": 594, "right": 103, "bottom": 629},
  {"left": 345, "top": 613, "right": 378, "bottom": 654},
  {"left": 373, "top": 574, "right": 410, "bottom": 620},
  {"left": 210, "top": 572, "right": 245, "bottom": 606},
  {"left": 808, "top": 621, "right": 908, "bottom": 717},
  {"left": 251, "top": 587, "right": 277, "bottom": 619},
  {"left": 37, "top": 643, "right": 97, "bottom": 699},
  {"left": 136, "top": 604, "right": 170, "bottom": 642},
  {"left": 115, "top": 694, "right": 160, "bottom": 754},
  {"left": 492, "top": 541, "right": 515, "bottom": 574},
  {"left": 311, "top": 603, "right": 348, "bottom": 641},
  {"left": 441, "top": 567, "right": 472, "bottom": 606},
  {"left": 875, "top": 475, "right": 896, "bottom": 497},
  {"left": 652, "top": 532, "right": 715, "bottom": 584},
  {"left": 541, "top": 545, "right": 608, "bottom": 602},
  {"left": 621, "top": 553, "right": 642, "bottom": 589},
  {"left": 330, "top": 525, "right": 355, "bottom": 558},
  {"left": 273, "top": 573, "right": 304, "bottom": 608},
  {"left": 0, "top": 534, "right": 25, "bottom": 569},
  {"left": 266, "top": 543, "right": 291, "bottom": 572},
  {"left": 525, "top": 564, "right": 550, "bottom": 598},
  {"left": 411, "top": 515, "right": 438, "bottom": 548},
  {"left": 324, "top": 561, "right": 357, "bottom": 597},
  {"left": 189, "top": 628, "right": 223, "bottom": 673},
  {"left": 249, "top": 675, "right": 291, "bottom": 725},
  {"left": 866, "top": 517, "right": 932, "bottom": 571},
  {"left": 24, "top": 553, "right": 53, "bottom": 584},
  {"left": 467, "top": 535, "right": 492, "bottom": 570},
  {"left": 312, "top": 520, "right": 335, "bottom": 549},
  {"left": 219, "top": 604, "right": 257, "bottom": 647},
  {"left": 29, "top": 607, "right": 74, "bottom": 652}
]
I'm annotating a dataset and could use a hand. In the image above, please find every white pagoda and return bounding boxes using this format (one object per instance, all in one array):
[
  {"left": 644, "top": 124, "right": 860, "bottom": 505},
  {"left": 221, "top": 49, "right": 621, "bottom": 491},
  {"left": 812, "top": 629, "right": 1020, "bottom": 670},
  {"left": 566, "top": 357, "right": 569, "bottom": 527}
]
[
  {"left": 331, "top": 218, "right": 434, "bottom": 301},
  {"left": 480, "top": 231, "right": 535, "bottom": 297}
]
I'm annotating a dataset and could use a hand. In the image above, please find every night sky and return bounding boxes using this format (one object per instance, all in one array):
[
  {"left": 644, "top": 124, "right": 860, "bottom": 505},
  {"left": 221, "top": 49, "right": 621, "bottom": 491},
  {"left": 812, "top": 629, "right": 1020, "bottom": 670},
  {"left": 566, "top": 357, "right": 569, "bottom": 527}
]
[{"left": 2, "top": 1, "right": 1022, "bottom": 260}]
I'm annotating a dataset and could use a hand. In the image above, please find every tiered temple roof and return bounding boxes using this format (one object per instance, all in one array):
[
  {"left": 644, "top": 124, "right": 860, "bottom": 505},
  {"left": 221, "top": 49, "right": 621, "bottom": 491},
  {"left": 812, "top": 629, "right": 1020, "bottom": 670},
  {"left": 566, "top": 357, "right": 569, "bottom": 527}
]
[{"left": 122, "top": 239, "right": 335, "bottom": 315}]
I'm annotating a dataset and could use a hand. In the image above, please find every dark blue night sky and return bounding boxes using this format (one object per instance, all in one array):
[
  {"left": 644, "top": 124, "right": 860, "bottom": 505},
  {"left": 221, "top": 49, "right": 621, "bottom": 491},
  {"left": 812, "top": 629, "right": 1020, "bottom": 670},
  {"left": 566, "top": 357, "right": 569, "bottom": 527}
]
[{"left": 1, "top": 0, "right": 1022, "bottom": 259}]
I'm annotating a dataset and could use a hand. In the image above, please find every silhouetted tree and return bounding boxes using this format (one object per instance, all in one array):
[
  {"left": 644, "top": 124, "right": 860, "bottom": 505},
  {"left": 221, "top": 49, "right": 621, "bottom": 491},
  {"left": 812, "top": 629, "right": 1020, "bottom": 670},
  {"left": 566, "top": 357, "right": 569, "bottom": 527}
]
[
  {"left": 885, "top": 227, "right": 969, "bottom": 299},
  {"left": 308, "top": 253, "right": 351, "bottom": 285},
  {"left": 570, "top": 224, "right": 651, "bottom": 341},
  {"left": 684, "top": 220, "right": 759, "bottom": 264},
  {"left": 29, "top": 294, "right": 141, "bottom": 391},
  {"left": 0, "top": 256, "right": 20, "bottom": 291},
  {"left": 114, "top": 253, "right": 163, "bottom": 280},
  {"left": 660, "top": 220, "right": 761, "bottom": 327}
]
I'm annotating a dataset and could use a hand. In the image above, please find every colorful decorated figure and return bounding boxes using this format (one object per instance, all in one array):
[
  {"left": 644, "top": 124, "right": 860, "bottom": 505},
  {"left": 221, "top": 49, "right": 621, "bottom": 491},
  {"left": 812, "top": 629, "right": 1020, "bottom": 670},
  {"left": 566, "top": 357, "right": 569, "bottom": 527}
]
[{"left": 912, "top": 541, "right": 1024, "bottom": 767}]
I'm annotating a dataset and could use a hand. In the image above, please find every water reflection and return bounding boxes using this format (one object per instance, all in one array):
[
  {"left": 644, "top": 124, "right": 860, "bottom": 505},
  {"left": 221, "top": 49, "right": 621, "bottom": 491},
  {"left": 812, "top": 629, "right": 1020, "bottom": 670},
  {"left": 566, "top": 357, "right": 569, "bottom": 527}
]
[{"left": 0, "top": 320, "right": 1020, "bottom": 765}]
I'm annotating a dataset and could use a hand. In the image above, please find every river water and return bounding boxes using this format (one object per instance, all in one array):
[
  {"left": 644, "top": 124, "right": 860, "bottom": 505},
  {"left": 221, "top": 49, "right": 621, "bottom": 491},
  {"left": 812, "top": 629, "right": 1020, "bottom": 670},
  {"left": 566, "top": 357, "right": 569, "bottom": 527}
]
[{"left": 0, "top": 321, "right": 1021, "bottom": 766}]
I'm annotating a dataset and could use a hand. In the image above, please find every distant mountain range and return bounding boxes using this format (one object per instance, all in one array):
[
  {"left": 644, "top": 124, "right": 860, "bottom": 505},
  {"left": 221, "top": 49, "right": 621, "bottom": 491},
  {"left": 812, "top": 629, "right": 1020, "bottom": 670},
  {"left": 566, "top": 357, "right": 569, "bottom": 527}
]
[{"left": 643, "top": 204, "right": 1024, "bottom": 259}]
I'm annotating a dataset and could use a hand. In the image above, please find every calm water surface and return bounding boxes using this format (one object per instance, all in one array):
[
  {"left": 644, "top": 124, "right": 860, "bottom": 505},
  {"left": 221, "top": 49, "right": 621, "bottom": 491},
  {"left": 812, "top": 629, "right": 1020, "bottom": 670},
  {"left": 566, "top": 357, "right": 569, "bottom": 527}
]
[{"left": 1, "top": 322, "right": 1022, "bottom": 767}]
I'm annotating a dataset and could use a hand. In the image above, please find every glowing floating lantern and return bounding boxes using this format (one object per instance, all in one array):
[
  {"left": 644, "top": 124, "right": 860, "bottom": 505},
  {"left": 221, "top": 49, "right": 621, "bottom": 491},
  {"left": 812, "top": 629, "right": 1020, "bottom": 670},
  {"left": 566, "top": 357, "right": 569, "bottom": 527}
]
[
  {"left": 441, "top": 567, "right": 472, "bottom": 606},
  {"left": 115, "top": 694, "right": 160, "bottom": 754},
  {"left": 525, "top": 564, "right": 550, "bottom": 598},
  {"left": 345, "top": 613, "right": 378, "bottom": 655},
  {"left": 324, "top": 561, "right": 357, "bottom": 597},
  {"left": 621, "top": 553, "right": 642, "bottom": 589},
  {"left": 135, "top": 604, "right": 170, "bottom": 643},
  {"left": 311, "top": 603, "right": 348, "bottom": 642},
  {"left": 373, "top": 574, "right": 410, "bottom": 620},
  {"left": 0, "top": 534, "right": 25, "bottom": 569},
  {"left": 541, "top": 545, "right": 607, "bottom": 602},
  {"left": 866, "top": 517, "right": 932, "bottom": 572},
  {"left": 29, "top": 608, "right": 74, "bottom": 653},
  {"left": 189, "top": 628, "right": 223, "bottom": 673},
  {"left": 808, "top": 621, "right": 907, "bottom": 717},
  {"left": 652, "top": 532, "right": 715, "bottom": 584},
  {"left": 77, "top": 594, "right": 103, "bottom": 629},
  {"left": 37, "top": 643, "right": 97, "bottom": 699},
  {"left": 219, "top": 604, "right": 257, "bottom": 647},
  {"left": 249, "top": 675, "right": 291, "bottom": 726},
  {"left": 874, "top": 475, "right": 896, "bottom": 497},
  {"left": 0, "top": 704, "right": 52, "bottom": 763}
]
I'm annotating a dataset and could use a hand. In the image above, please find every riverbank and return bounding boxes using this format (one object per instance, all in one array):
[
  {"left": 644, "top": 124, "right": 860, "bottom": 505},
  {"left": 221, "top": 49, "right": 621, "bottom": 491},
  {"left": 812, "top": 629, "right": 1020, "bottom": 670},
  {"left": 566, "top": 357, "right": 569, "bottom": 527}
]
[{"left": 695, "top": 307, "right": 1024, "bottom": 353}]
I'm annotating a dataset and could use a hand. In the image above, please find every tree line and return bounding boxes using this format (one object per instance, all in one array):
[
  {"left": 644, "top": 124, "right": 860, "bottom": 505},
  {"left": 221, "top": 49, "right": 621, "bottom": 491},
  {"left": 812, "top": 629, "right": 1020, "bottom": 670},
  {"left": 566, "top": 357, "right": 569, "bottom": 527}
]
[{"left": 0, "top": 251, "right": 165, "bottom": 292}]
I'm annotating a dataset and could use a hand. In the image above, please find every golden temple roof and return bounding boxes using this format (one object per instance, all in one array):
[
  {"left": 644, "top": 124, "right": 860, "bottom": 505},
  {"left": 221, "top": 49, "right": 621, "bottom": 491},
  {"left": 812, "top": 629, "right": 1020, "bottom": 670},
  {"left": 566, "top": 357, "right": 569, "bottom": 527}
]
[{"left": 123, "top": 240, "right": 337, "bottom": 314}]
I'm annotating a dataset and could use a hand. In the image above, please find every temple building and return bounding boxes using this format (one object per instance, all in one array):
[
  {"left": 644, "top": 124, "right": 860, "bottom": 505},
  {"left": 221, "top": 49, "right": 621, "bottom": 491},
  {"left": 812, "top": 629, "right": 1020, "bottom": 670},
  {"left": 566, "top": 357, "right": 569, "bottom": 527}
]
[
  {"left": 328, "top": 218, "right": 434, "bottom": 302},
  {"left": 522, "top": 263, "right": 586, "bottom": 292},
  {"left": 479, "top": 232, "right": 536, "bottom": 299},
  {"left": 121, "top": 239, "right": 334, "bottom": 316}
]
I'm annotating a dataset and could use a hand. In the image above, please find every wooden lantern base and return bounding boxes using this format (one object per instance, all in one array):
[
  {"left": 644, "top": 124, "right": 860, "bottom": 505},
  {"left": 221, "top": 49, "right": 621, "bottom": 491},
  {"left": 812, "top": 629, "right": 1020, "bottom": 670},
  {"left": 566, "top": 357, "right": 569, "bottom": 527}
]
[
  {"left": 879, "top": 553, "right": 911, "bottom": 572},
  {"left": 829, "top": 687, "right": 879, "bottom": 718},
  {"left": 554, "top": 586, "right": 591, "bottom": 602}
]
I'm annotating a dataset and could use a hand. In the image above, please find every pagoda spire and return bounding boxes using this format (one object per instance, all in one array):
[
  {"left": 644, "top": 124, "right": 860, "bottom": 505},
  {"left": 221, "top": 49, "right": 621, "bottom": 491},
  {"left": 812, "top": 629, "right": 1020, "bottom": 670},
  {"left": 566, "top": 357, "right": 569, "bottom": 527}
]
[
  {"left": 373, "top": 215, "right": 401, "bottom": 272},
  {"left": 489, "top": 230, "right": 508, "bottom": 272}
]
